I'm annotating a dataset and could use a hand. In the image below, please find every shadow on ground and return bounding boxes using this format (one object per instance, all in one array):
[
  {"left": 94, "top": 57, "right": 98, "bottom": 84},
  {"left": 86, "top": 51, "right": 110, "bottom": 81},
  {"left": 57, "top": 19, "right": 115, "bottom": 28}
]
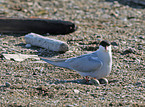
[
  {"left": 105, "top": 0, "right": 145, "bottom": 9},
  {"left": 49, "top": 78, "right": 119, "bottom": 86}
]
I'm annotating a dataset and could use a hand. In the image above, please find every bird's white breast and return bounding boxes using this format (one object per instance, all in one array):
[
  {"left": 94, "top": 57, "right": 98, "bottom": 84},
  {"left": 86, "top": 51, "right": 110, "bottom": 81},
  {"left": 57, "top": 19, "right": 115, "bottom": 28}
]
[{"left": 93, "top": 48, "right": 112, "bottom": 79}]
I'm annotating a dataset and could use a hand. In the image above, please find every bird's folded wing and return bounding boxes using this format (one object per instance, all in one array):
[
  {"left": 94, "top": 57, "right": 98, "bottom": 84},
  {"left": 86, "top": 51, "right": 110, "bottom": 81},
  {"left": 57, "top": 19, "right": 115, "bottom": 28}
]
[{"left": 66, "top": 54, "right": 103, "bottom": 72}]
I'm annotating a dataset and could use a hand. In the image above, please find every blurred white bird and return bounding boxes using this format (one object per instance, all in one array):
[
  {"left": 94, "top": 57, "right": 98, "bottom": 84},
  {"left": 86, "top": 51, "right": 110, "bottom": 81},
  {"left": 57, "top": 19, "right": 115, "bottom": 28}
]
[{"left": 40, "top": 40, "right": 112, "bottom": 83}]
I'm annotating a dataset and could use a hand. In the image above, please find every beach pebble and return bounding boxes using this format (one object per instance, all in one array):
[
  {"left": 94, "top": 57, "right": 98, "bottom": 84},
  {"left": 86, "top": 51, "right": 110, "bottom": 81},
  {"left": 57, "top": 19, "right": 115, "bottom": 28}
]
[
  {"left": 122, "top": 48, "right": 136, "bottom": 55},
  {"left": 111, "top": 42, "right": 118, "bottom": 46},
  {"left": 5, "top": 82, "right": 11, "bottom": 87},
  {"left": 138, "top": 35, "right": 144, "bottom": 39},
  {"left": 74, "top": 89, "right": 80, "bottom": 94},
  {"left": 134, "top": 82, "right": 142, "bottom": 87},
  {"left": 138, "top": 45, "right": 143, "bottom": 50},
  {"left": 25, "top": 44, "right": 31, "bottom": 48}
]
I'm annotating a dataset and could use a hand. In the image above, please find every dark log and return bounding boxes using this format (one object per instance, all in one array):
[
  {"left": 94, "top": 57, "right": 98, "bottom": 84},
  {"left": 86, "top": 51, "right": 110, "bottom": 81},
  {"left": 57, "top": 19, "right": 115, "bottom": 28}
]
[{"left": 0, "top": 18, "right": 77, "bottom": 35}]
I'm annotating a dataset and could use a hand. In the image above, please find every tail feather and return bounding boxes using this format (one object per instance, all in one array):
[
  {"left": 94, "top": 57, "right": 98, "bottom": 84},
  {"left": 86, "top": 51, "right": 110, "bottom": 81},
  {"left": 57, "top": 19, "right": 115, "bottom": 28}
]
[{"left": 40, "top": 57, "right": 70, "bottom": 69}]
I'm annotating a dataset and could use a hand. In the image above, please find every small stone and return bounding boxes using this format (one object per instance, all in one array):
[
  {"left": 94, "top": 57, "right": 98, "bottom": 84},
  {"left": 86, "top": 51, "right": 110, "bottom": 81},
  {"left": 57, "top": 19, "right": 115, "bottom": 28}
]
[
  {"left": 101, "top": 97, "right": 105, "bottom": 100},
  {"left": 99, "top": 78, "right": 108, "bottom": 84},
  {"left": 5, "top": 82, "right": 11, "bottom": 87},
  {"left": 89, "top": 79, "right": 100, "bottom": 85},
  {"left": 120, "top": 17, "right": 128, "bottom": 21},
  {"left": 111, "top": 42, "right": 118, "bottom": 46},
  {"left": 138, "top": 35, "right": 144, "bottom": 39},
  {"left": 138, "top": 45, "right": 143, "bottom": 50},
  {"left": 74, "top": 89, "right": 80, "bottom": 94},
  {"left": 101, "top": 14, "right": 111, "bottom": 19},
  {"left": 109, "top": 102, "right": 115, "bottom": 106},
  {"left": 135, "top": 82, "right": 142, "bottom": 87},
  {"left": 0, "top": 85, "right": 5, "bottom": 87},
  {"left": 25, "top": 44, "right": 31, "bottom": 48},
  {"left": 65, "top": 105, "right": 74, "bottom": 107},
  {"left": 96, "top": 87, "right": 100, "bottom": 90},
  {"left": 122, "top": 48, "right": 136, "bottom": 55},
  {"left": 113, "top": 1, "right": 121, "bottom": 7}
]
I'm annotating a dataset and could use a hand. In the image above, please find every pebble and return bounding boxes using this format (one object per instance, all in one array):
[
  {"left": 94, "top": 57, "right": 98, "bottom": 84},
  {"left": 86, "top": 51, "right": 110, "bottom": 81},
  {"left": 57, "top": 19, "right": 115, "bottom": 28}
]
[
  {"left": 111, "top": 42, "right": 118, "bottom": 46},
  {"left": 5, "top": 82, "right": 11, "bottom": 87},
  {"left": 120, "top": 17, "right": 128, "bottom": 21},
  {"left": 0, "top": 85, "right": 5, "bottom": 87},
  {"left": 25, "top": 44, "right": 31, "bottom": 48},
  {"left": 101, "top": 14, "right": 111, "bottom": 19},
  {"left": 138, "top": 45, "right": 143, "bottom": 50},
  {"left": 135, "top": 82, "right": 142, "bottom": 87},
  {"left": 65, "top": 105, "right": 74, "bottom": 107},
  {"left": 74, "top": 89, "right": 80, "bottom": 94},
  {"left": 138, "top": 35, "right": 144, "bottom": 39},
  {"left": 95, "top": 87, "right": 100, "bottom": 90},
  {"left": 100, "top": 97, "right": 105, "bottom": 100},
  {"left": 122, "top": 48, "right": 136, "bottom": 55},
  {"left": 113, "top": 1, "right": 121, "bottom": 7}
]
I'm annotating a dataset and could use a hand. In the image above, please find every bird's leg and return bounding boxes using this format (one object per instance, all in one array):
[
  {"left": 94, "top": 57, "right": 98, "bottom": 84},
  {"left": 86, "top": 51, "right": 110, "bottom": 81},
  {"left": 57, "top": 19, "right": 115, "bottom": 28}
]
[
  {"left": 91, "top": 77, "right": 96, "bottom": 80},
  {"left": 85, "top": 76, "right": 89, "bottom": 82}
]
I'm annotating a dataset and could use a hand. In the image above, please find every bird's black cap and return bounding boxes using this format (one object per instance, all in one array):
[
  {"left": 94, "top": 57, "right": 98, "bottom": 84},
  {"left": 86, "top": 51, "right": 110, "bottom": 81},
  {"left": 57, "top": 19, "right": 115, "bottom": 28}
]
[{"left": 100, "top": 40, "right": 111, "bottom": 47}]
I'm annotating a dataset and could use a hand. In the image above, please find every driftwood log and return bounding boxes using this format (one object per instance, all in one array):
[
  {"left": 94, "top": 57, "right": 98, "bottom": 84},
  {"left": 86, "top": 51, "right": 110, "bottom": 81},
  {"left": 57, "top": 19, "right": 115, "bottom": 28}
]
[
  {"left": 0, "top": 18, "right": 77, "bottom": 35},
  {"left": 25, "top": 33, "right": 69, "bottom": 52}
]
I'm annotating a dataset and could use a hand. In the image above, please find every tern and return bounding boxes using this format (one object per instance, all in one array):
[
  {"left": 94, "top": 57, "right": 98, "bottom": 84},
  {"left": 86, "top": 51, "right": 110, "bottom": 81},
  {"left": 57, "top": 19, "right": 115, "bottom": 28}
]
[{"left": 40, "top": 40, "right": 112, "bottom": 84}]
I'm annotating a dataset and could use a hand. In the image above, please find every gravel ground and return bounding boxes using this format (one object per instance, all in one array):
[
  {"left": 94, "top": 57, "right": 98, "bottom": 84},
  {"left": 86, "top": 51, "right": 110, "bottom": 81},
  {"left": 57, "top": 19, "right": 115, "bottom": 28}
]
[{"left": 0, "top": 0, "right": 145, "bottom": 106}]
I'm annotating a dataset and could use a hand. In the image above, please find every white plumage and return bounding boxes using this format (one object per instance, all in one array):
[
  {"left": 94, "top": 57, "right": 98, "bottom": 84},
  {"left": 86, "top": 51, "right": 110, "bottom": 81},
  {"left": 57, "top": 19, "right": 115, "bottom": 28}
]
[{"left": 40, "top": 40, "right": 112, "bottom": 80}]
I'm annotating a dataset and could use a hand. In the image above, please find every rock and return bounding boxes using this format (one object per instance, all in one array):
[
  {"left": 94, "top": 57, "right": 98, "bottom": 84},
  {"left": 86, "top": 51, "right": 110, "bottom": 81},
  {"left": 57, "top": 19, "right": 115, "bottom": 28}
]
[
  {"left": 25, "top": 44, "right": 31, "bottom": 48},
  {"left": 65, "top": 105, "right": 74, "bottom": 107},
  {"left": 0, "top": 85, "right": 5, "bottom": 87},
  {"left": 101, "top": 14, "right": 111, "bottom": 19},
  {"left": 138, "top": 45, "right": 143, "bottom": 50},
  {"left": 5, "top": 82, "right": 11, "bottom": 87},
  {"left": 36, "top": 85, "right": 48, "bottom": 92},
  {"left": 134, "top": 82, "right": 142, "bottom": 87},
  {"left": 138, "top": 35, "right": 144, "bottom": 39},
  {"left": 111, "top": 42, "right": 118, "bottom": 46},
  {"left": 122, "top": 48, "right": 136, "bottom": 55},
  {"left": 101, "top": 97, "right": 105, "bottom": 100},
  {"left": 74, "top": 89, "right": 80, "bottom": 94}
]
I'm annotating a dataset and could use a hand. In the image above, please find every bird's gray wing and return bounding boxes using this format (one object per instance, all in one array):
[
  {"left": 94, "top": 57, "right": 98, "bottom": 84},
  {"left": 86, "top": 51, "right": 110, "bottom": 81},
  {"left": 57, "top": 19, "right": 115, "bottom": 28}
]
[{"left": 66, "top": 54, "right": 103, "bottom": 72}]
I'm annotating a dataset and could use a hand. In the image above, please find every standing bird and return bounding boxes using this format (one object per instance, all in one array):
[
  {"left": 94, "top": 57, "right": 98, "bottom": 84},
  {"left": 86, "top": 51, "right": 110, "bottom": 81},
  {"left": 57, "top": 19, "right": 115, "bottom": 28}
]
[{"left": 40, "top": 40, "right": 112, "bottom": 84}]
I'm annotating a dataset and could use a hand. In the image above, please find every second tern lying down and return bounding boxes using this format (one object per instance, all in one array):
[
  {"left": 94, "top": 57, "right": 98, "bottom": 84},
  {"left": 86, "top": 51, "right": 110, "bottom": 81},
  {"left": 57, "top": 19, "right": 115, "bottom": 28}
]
[{"left": 40, "top": 40, "right": 112, "bottom": 83}]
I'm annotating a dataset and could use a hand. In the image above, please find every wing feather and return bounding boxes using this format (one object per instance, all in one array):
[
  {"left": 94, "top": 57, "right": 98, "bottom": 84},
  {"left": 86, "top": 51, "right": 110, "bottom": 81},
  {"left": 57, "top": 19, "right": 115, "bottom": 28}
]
[{"left": 66, "top": 54, "right": 103, "bottom": 72}]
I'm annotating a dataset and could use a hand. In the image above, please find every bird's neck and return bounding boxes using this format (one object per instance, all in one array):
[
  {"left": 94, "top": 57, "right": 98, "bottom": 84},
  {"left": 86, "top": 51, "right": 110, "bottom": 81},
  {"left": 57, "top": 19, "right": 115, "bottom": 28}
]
[{"left": 97, "top": 46, "right": 112, "bottom": 64}]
